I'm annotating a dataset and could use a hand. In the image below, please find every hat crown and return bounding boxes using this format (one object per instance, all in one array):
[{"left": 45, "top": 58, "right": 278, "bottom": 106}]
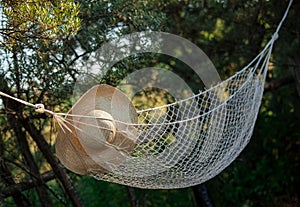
[{"left": 78, "top": 110, "right": 116, "bottom": 144}]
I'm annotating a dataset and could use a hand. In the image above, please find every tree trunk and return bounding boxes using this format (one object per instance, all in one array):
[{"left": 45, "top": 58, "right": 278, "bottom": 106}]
[
  {"left": 126, "top": 186, "right": 137, "bottom": 207},
  {"left": 192, "top": 184, "right": 214, "bottom": 207},
  {"left": 0, "top": 158, "right": 31, "bottom": 207},
  {"left": 1, "top": 75, "right": 83, "bottom": 206},
  {"left": 22, "top": 118, "right": 84, "bottom": 207},
  {"left": 7, "top": 114, "right": 53, "bottom": 207}
]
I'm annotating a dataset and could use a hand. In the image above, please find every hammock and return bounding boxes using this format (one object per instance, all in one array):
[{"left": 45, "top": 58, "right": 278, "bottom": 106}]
[
  {"left": 0, "top": 0, "right": 293, "bottom": 189},
  {"left": 85, "top": 47, "right": 269, "bottom": 189}
]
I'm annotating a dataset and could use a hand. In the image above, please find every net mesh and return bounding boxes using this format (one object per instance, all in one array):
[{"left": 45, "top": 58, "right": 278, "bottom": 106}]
[{"left": 57, "top": 38, "right": 274, "bottom": 189}]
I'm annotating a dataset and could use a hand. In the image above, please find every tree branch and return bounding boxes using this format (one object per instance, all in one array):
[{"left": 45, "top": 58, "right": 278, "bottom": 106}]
[
  {"left": 7, "top": 112, "right": 53, "bottom": 207},
  {"left": 0, "top": 170, "right": 55, "bottom": 199},
  {"left": 22, "top": 118, "right": 84, "bottom": 207},
  {"left": 264, "top": 76, "right": 294, "bottom": 92},
  {"left": 0, "top": 74, "right": 83, "bottom": 207},
  {"left": 0, "top": 158, "right": 31, "bottom": 206}
]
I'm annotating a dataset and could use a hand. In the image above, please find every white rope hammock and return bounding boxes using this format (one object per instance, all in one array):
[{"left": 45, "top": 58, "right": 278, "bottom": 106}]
[{"left": 0, "top": 0, "right": 293, "bottom": 189}]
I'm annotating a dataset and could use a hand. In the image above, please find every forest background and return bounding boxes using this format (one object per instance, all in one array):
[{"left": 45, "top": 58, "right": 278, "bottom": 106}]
[{"left": 0, "top": 0, "right": 299, "bottom": 206}]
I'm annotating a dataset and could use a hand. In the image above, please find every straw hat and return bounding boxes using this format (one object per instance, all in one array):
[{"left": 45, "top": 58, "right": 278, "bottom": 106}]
[{"left": 55, "top": 84, "right": 138, "bottom": 175}]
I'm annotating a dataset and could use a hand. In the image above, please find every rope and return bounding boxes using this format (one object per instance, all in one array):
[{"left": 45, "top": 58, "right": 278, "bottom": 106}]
[
  {"left": 0, "top": 91, "right": 55, "bottom": 115},
  {"left": 275, "top": 0, "right": 293, "bottom": 35}
]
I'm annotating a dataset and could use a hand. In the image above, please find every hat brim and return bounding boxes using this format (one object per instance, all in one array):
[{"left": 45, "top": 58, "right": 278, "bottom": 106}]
[
  {"left": 55, "top": 84, "right": 138, "bottom": 174},
  {"left": 56, "top": 122, "right": 107, "bottom": 175}
]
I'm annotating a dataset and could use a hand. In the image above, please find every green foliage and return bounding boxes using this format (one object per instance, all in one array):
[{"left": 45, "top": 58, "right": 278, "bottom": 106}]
[
  {"left": 75, "top": 176, "right": 195, "bottom": 207},
  {"left": 2, "top": 0, "right": 81, "bottom": 47},
  {"left": 76, "top": 176, "right": 130, "bottom": 207}
]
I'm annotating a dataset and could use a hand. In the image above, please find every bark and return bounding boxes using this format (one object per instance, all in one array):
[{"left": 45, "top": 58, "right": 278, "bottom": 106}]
[
  {"left": 192, "top": 184, "right": 214, "bottom": 207},
  {"left": 22, "top": 119, "right": 84, "bottom": 207},
  {"left": 1, "top": 75, "right": 83, "bottom": 207},
  {"left": 7, "top": 113, "right": 53, "bottom": 207},
  {"left": 1, "top": 170, "right": 55, "bottom": 198},
  {"left": 0, "top": 158, "right": 31, "bottom": 207},
  {"left": 1, "top": 75, "right": 53, "bottom": 206},
  {"left": 126, "top": 186, "right": 137, "bottom": 207}
]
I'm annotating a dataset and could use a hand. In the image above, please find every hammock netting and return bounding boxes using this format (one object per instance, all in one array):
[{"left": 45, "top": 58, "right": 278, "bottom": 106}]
[{"left": 84, "top": 44, "right": 270, "bottom": 189}]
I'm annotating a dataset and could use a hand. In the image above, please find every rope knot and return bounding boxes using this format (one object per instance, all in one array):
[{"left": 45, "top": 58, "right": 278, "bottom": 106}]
[
  {"left": 35, "top": 104, "right": 45, "bottom": 113},
  {"left": 272, "top": 33, "right": 279, "bottom": 41}
]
